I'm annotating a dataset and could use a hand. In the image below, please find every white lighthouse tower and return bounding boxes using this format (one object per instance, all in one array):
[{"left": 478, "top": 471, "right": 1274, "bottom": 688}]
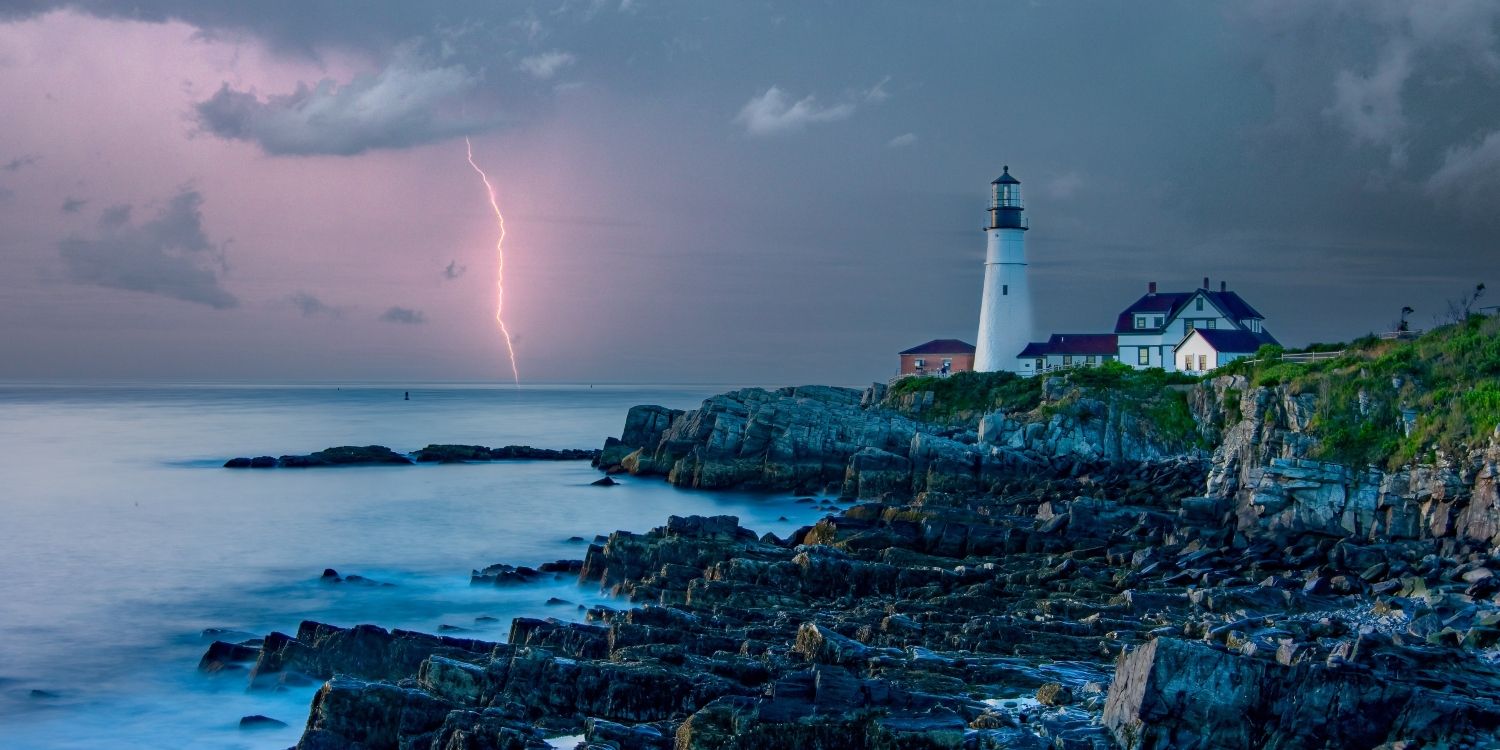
[{"left": 973, "top": 166, "right": 1033, "bottom": 372}]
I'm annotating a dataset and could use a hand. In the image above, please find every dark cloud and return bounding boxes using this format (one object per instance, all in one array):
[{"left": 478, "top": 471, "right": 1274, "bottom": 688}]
[
  {"left": 193, "top": 48, "right": 498, "bottom": 156},
  {"left": 60, "top": 196, "right": 87, "bottom": 213},
  {"left": 288, "top": 291, "right": 339, "bottom": 317},
  {"left": 442, "top": 260, "right": 466, "bottom": 280},
  {"left": 58, "top": 188, "right": 237, "bottom": 309},
  {"left": 2, "top": 153, "right": 39, "bottom": 171},
  {"left": 3, "top": 1, "right": 1499, "bottom": 381},
  {"left": 379, "top": 306, "right": 425, "bottom": 324}
]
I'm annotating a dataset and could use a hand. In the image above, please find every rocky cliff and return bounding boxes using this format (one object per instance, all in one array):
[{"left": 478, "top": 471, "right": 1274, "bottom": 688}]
[
  {"left": 597, "top": 366, "right": 1500, "bottom": 552},
  {"left": 1194, "top": 374, "right": 1500, "bottom": 548},
  {"left": 596, "top": 378, "right": 1209, "bottom": 502},
  {"left": 210, "top": 324, "right": 1500, "bottom": 749}
]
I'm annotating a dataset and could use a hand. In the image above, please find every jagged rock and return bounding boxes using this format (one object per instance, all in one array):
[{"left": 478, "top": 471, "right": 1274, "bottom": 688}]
[
  {"left": 199, "top": 640, "right": 260, "bottom": 673},
  {"left": 1104, "top": 637, "right": 1500, "bottom": 749},
  {"left": 238, "top": 714, "right": 288, "bottom": 730}
]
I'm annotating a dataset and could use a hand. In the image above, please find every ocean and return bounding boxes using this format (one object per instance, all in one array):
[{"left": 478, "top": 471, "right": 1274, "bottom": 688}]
[{"left": 0, "top": 383, "right": 826, "bottom": 749}]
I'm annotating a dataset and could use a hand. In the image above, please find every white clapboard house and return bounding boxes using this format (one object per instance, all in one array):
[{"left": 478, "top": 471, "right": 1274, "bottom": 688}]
[{"left": 1016, "top": 278, "right": 1277, "bottom": 374}]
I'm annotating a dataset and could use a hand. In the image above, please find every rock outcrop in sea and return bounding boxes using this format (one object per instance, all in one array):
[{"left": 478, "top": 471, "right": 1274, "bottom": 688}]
[
  {"left": 224, "top": 444, "right": 598, "bottom": 468},
  {"left": 207, "top": 360, "right": 1500, "bottom": 748}
]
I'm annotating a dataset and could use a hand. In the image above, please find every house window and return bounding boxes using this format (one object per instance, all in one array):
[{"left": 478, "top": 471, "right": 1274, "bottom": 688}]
[
  {"left": 1138, "top": 348, "right": 1149, "bottom": 365},
  {"left": 1153, "top": 316, "right": 1164, "bottom": 327},
  {"left": 1199, "top": 354, "right": 1208, "bottom": 371},
  {"left": 941, "top": 358, "right": 952, "bottom": 371},
  {"left": 1185, "top": 319, "right": 1196, "bottom": 333},
  {"left": 1035, "top": 358, "right": 1044, "bottom": 370},
  {"left": 914, "top": 358, "right": 925, "bottom": 369},
  {"left": 1086, "top": 355, "right": 1096, "bottom": 364},
  {"left": 1183, "top": 355, "right": 1192, "bottom": 371},
  {"left": 1196, "top": 298, "right": 1204, "bottom": 311},
  {"left": 1002, "top": 285, "right": 1008, "bottom": 295},
  {"left": 1135, "top": 316, "right": 1147, "bottom": 329},
  {"left": 1063, "top": 355, "right": 1073, "bottom": 366}
]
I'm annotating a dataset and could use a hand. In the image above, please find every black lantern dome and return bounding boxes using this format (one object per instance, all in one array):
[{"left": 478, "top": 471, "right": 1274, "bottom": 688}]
[{"left": 987, "top": 166, "right": 1027, "bottom": 231}]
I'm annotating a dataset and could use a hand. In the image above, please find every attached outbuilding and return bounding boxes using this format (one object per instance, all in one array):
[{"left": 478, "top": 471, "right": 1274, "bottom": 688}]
[
  {"left": 1175, "top": 328, "right": 1278, "bottom": 373},
  {"left": 1015, "top": 333, "right": 1118, "bottom": 375},
  {"left": 899, "top": 339, "right": 975, "bottom": 376}
]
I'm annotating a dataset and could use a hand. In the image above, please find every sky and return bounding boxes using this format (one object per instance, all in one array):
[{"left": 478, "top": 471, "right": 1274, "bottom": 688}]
[{"left": 0, "top": 1, "right": 1498, "bottom": 385}]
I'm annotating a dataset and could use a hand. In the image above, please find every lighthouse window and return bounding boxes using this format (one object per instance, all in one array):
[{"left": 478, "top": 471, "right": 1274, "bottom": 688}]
[{"left": 1003, "top": 285, "right": 1008, "bottom": 295}]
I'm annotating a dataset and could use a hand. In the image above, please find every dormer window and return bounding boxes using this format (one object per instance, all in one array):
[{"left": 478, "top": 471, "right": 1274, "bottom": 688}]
[
  {"left": 1153, "top": 316, "right": 1164, "bottom": 327},
  {"left": 1135, "top": 316, "right": 1147, "bottom": 329}
]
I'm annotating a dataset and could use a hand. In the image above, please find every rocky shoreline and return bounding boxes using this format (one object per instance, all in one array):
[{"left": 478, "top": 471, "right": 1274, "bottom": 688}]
[{"left": 202, "top": 376, "right": 1500, "bottom": 749}]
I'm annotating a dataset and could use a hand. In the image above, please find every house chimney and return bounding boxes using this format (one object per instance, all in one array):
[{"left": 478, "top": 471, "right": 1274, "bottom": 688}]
[
  {"left": 1148, "top": 281, "right": 1157, "bottom": 295},
  {"left": 1203, "top": 276, "right": 1210, "bottom": 290},
  {"left": 1220, "top": 280, "right": 1227, "bottom": 292}
]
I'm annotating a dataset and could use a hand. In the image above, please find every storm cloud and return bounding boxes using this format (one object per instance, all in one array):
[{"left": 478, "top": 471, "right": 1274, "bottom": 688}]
[
  {"left": 57, "top": 189, "right": 237, "bottom": 309},
  {"left": 193, "top": 50, "right": 494, "bottom": 156},
  {"left": 288, "top": 291, "right": 340, "bottom": 318},
  {"left": 2, "top": 153, "right": 39, "bottom": 171},
  {"left": 1, "top": 2, "right": 1497, "bottom": 381},
  {"left": 379, "top": 306, "right": 426, "bottom": 325}
]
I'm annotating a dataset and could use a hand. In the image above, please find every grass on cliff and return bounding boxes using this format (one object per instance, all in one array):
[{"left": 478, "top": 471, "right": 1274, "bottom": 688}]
[
  {"left": 1217, "top": 313, "right": 1500, "bottom": 469},
  {"left": 1048, "top": 362, "right": 1207, "bottom": 450},
  {"left": 888, "top": 363, "right": 1206, "bottom": 448},
  {"left": 887, "top": 370, "right": 1044, "bottom": 418}
]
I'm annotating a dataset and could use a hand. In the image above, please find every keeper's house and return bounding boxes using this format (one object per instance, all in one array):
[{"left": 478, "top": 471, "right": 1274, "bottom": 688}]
[{"left": 1015, "top": 277, "right": 1277, "bottom": 374}]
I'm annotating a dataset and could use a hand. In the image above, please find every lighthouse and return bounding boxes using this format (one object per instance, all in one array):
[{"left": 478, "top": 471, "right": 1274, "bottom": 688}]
[{"left": 973, "top": 167, "right": 1033, "bottom": 372}]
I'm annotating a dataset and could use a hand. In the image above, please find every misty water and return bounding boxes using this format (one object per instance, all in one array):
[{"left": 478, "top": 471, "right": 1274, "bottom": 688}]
[{"left": 0, "top": 383, "right": 827, "bottom": 749}]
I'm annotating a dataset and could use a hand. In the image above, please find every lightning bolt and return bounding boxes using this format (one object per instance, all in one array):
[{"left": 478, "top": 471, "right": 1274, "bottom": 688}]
[{"left": 465, "top": 136, "right": 521, "bottom": 386}]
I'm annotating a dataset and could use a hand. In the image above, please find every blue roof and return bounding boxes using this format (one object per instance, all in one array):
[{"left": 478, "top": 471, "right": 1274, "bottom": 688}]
[
  {"left": 1115, "top": 289, "right": 1264, "bottom": 333},
  {"left": 1017, "top": 333, "right": 1117, "bottom": 358},
  {"left": 1184, "top": 328, "right": 1280, "bottom": 353}
]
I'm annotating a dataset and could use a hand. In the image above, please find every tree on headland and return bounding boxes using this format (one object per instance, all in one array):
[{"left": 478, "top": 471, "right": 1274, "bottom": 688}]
[{"left": 1441, "top": 283, "right": 1486, "bottom": 325}]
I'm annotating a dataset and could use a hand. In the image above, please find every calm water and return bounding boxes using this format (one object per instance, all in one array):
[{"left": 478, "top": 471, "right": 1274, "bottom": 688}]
[{"left": 0, "top": 383, "right": 826, "bottom": 749}]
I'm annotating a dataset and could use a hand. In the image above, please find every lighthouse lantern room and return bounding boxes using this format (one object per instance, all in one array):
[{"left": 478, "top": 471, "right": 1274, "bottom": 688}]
[{"left": 973, "top": 166, "right": 1034, "bottom": 372}]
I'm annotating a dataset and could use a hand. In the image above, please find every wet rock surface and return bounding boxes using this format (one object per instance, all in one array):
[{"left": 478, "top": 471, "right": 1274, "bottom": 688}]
[{"left": 207, "top": 472, "right": 1500, "bottom": 749}]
